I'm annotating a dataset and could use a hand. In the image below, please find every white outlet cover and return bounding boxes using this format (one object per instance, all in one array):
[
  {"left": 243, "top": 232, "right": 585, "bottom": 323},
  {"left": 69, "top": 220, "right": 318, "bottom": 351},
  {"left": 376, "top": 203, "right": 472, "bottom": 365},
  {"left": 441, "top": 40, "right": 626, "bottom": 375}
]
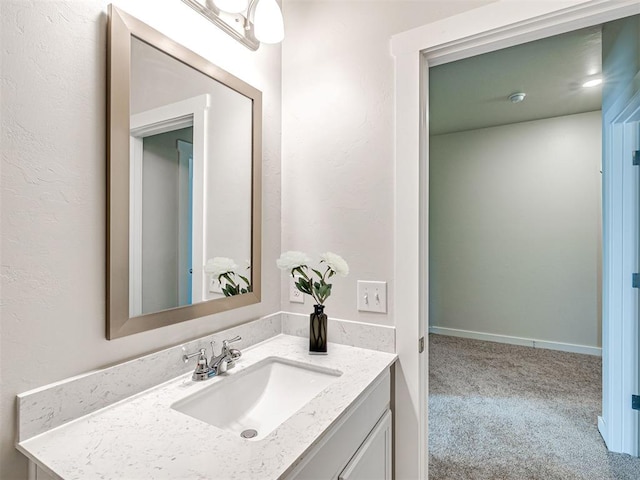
[
  {"left": 289, "top": 276, "right": 304, "bottom": 304},
  {"left": 209, "top": 277, "right": 223, "bottom": 294},
  {"left": 357, "top": 280, "right": 387, "bottom": 313}
]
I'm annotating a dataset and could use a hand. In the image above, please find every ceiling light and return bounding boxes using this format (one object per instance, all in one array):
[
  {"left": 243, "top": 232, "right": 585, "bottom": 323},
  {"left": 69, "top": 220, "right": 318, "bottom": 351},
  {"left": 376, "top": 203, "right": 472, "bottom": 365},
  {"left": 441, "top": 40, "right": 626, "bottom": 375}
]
[
  {"left": 183, "top": 0, "right": 284, "bottom": 50},
  {"left": 582, "top": 77, "right": 603, "bottom": 88},
  {"left": 508, "top": 92, "right": 526, "bottom": 104}
]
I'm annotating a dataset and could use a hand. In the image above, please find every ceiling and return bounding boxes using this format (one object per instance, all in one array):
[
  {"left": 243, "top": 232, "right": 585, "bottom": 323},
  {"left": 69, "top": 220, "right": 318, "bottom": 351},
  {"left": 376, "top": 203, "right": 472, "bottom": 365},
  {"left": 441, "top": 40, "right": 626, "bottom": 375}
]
[{"left": 429, "top": 25, "right": 602, "bottom": 136}]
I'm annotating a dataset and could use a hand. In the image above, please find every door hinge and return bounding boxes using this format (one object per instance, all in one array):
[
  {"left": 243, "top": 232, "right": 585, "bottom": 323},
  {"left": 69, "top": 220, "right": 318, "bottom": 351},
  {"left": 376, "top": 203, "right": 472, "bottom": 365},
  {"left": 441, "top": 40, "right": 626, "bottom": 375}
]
[
  {"left": 634, "top": 151, "right": 640, "bottom": 166},
  {"left": 632, "top": 395, "right": 640, "bottom": 411},
  {"left": 633, "top": 273, "right": 640, "bottom": 289},
  {"left": 419, "top": 336, "right": 425, "bottom": 353}
]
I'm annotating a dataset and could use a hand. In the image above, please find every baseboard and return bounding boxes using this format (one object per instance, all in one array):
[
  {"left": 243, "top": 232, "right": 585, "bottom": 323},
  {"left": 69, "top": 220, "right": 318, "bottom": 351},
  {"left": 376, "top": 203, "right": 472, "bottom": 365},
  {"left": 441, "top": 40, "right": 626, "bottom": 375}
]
[{"left": 429, "top": 326, "right": 601, "bottom": 356}]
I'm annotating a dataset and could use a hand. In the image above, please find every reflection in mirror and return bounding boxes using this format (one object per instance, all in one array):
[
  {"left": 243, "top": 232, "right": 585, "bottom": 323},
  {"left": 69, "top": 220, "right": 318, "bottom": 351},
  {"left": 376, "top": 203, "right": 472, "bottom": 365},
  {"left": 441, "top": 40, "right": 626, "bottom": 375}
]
[
  {"left": 108, "top": 6, "right": 261, "bottom": 339},
  {"left": 136, "top": 128, "right": 194, "bottom": 315},
  {"left": 129, "top": 37, "right": 252, "bottom": 317}
]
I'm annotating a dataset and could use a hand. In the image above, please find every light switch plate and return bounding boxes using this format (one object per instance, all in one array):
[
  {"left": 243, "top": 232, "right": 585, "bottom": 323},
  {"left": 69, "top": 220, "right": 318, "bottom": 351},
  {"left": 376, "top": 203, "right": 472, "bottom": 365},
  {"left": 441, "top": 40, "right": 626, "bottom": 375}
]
[
  {"left": 289, "top": 276, "right": 304, "bottom": 304},
  {"left": 357, "top": 280, "right": 387, "bottom": 313}
]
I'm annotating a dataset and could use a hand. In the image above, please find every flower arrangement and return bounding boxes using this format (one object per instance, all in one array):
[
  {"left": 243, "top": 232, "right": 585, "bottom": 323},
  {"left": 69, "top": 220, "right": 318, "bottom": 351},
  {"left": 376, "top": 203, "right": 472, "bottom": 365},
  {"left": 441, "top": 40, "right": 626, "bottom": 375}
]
[
  {"left": 277, "top": 251, "right": 349, "bottom": 305},
  {"left": 204, "top": 257, "right": 251, "bottom": 297}
]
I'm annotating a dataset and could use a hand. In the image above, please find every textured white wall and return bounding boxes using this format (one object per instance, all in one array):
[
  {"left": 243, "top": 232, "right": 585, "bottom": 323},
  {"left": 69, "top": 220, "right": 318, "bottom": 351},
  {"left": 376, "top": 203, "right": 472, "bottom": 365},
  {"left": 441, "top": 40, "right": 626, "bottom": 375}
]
[
  {"left": 281, "top": 0, "right": 494, "bottom": 325},
  {"left": 0, "top": 1, "right": 281, "bottom": 477},
  {"left": 429, "top": 111, "right": 602, "bottom": 347}
]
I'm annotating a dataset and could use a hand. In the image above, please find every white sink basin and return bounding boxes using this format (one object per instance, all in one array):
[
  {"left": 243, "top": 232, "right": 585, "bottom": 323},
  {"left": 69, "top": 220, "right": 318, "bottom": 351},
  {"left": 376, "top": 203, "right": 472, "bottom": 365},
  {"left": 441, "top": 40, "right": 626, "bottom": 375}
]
[{"left": 171, "top": 357, "right": 342, "bottom": 440}]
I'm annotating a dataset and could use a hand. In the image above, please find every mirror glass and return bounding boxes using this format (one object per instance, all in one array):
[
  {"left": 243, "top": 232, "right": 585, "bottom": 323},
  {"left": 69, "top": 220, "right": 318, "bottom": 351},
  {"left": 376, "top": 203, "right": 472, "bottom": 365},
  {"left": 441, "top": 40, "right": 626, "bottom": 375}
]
[
  {"left": 108, "top": 6, "right": 261, "bottom": 339},
  {"left": 130, "top": 37, "right": 252, "bottom": 316}
]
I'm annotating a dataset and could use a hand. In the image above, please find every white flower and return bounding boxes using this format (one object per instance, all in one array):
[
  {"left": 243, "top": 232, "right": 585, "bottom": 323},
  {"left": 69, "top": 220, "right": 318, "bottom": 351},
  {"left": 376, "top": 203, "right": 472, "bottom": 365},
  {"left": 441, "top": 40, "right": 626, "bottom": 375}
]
[
  {"left": 321, "top": 252, "right": 349, "bottom": 277},
  {"left": 276, "top": 251, "right": 311, "bottom": 270},
  {"left": 204, "top": 257, "right": 238, "bottom": 277}
]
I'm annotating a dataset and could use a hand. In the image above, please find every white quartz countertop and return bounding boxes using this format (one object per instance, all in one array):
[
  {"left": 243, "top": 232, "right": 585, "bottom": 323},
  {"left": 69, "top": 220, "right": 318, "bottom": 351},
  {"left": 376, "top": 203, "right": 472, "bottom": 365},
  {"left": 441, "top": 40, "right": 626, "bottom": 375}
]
[{"left": 18, "top": 334, "right": 397, "bottom": 480}]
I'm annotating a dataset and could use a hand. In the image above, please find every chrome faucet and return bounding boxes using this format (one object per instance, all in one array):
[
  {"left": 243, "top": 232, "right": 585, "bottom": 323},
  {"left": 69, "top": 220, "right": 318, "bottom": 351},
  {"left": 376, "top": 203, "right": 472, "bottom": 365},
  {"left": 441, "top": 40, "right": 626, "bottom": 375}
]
[
  {"left": 209, "top": 336, "right": 242, "bottom": 375},
  {"left": 182, "top": 348, "right": 211, "bottom": 381},
  {"left": 182, "top": 336, "right": 242, "bottom": 381}
]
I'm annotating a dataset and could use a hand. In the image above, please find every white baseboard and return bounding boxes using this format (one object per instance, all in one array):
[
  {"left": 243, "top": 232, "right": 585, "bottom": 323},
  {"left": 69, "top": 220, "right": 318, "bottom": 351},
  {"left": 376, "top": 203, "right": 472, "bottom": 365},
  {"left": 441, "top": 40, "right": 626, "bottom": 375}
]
[{"left": 429, "top": 326, "right": 601, "bottom": 356}]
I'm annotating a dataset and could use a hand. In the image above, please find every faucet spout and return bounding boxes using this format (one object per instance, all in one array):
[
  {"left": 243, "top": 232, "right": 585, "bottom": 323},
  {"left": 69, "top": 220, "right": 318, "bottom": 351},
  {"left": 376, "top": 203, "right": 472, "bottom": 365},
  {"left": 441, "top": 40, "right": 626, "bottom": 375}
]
[
  {"left": 209, "top": 336, "right": 243, "bottom": 375},
  {"left": 210, "top": 353, "right": 231, "bottom": 374}
]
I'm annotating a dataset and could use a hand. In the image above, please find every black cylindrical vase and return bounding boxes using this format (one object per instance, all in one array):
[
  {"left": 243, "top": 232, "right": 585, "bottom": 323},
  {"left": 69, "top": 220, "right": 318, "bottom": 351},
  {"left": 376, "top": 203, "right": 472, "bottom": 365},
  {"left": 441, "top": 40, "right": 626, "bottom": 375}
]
[{"left": 309, "top": 304, "right": 328, "bottom": 354}]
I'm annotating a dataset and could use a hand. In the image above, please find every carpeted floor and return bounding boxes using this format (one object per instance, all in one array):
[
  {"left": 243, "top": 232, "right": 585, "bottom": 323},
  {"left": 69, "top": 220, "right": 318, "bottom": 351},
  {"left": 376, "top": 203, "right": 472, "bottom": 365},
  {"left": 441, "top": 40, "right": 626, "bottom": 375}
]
[{"left": 428, "top": 334, "right": 640, "bottom": 479}]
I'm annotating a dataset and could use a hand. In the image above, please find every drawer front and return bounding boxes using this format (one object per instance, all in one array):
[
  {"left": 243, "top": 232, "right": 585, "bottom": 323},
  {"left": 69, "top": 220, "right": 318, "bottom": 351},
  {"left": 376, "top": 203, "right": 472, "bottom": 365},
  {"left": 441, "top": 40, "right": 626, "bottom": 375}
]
[{"left": 339, "top": 409, "right": 392, "bottom": 480}]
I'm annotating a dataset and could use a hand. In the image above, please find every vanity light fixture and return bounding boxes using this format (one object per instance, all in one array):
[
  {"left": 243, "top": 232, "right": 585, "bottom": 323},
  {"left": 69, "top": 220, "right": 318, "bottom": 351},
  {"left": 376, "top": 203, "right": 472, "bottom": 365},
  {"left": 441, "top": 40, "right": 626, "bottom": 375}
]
[
  {"left": 582, "top": 76, "right": 603, "bottom": 88},
  {"left": 182, "top": 0, "right": 284, "bottom": 51},
  {"left": 213, "top": 0, "right": 249, "bottom": 14}
]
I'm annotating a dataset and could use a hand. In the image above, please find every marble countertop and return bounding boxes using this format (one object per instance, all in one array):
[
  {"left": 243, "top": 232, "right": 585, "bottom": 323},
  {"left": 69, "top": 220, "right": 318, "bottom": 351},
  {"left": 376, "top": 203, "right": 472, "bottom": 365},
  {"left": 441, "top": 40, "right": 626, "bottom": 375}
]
[{"left": 17, "top": 334, "right": 397, "bottom": 480}]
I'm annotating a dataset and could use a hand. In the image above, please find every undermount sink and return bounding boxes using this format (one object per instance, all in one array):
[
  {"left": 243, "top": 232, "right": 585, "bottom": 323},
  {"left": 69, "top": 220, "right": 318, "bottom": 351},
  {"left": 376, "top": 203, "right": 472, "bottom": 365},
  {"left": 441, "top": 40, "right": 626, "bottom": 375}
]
[{"left": 171, "top": 357, "right": 342, "bottom": 440}]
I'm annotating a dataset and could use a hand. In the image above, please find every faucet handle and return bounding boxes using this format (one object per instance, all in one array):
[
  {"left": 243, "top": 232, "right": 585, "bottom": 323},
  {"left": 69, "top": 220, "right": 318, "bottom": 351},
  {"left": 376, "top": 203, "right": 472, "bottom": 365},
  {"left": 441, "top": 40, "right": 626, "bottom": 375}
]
[
  {"left": 182, "top": 347, "right": 206, "bottom": 363},
  {"left": 222, "top": 335, "right": 241, "bottom": 349}
]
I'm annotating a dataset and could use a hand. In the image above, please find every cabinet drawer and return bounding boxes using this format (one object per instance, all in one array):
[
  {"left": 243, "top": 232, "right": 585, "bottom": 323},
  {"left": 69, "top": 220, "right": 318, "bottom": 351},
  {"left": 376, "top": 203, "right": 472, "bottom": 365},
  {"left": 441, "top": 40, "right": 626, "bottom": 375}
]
[{"left": 339, "top": 409, "right": 392, "bottom": 480}]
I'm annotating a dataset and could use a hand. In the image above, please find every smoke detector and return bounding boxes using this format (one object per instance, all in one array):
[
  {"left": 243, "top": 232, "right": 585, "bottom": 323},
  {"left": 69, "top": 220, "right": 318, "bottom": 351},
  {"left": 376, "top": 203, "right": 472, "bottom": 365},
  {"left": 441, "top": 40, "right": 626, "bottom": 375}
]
[{"left": 508, "top": 92, "right": 526, "bottom": 103}]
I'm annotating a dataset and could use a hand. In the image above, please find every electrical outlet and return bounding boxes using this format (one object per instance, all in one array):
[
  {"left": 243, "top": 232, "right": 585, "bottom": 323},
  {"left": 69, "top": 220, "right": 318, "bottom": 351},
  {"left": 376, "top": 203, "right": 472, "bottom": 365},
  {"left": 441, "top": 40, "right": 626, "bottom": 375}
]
[
  {"left": 357, "top": 280, "right": 387, "bottom": 313},
  {"left": 209, "top": 277, "right": 223, "bottom": 294},
  {"left": 289, "top": 276, "right": 304, "bottom": 304}
]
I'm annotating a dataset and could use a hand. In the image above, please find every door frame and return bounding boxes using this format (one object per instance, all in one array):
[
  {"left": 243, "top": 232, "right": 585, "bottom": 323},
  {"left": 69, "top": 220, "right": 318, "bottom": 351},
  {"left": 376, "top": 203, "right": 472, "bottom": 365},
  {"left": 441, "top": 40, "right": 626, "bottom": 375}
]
[
  {"left": 602, "top": 86, "right": 640, "bottom": 454},
  {"left": 391, "top": 1, "right": 640, "bottom": 478},
  {"left": 129, "top": 94, "right": 209, "bottom": 316}
]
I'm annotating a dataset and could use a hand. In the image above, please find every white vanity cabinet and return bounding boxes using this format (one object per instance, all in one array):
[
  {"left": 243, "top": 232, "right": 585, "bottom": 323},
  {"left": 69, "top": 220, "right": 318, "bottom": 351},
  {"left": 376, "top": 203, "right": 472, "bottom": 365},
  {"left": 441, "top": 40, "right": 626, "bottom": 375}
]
[
  {"left": 339, "top": 410, "right": 392, "bottom": 480},
  {"left": 285, "top": 369, "right": 392, "bottom": 480},
  {"left": 30, "top": 464, "right": 56, "bottom": 480},
  {"left": 18, "top": 335, "right": 397, "bottom": 480}
]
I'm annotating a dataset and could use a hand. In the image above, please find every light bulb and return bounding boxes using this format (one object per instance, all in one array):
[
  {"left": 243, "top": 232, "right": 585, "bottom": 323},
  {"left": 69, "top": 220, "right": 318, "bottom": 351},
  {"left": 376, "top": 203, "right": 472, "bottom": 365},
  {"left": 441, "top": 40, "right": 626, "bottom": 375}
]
[
  {"left": 508, "top": 92, "right": 526, "bottom": 103},
  {"left": 582, "top": 77, "right": 602, "bottom": 88},
  {"left": 253, "top": 0, "right": 284, "bottom": 44},
  {"left": 213, "top": 0, "right": 249, "bottom": 14}
]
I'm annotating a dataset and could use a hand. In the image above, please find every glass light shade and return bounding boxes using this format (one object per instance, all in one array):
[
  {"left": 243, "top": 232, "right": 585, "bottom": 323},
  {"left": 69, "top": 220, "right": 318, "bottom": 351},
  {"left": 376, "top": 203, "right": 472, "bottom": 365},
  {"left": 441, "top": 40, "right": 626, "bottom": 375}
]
[
  {"left": 213, "top": 0, "right": 249, "bottom": 14},
  {"left": 253, "top": 0, "right": 284, "bottom": 44}
]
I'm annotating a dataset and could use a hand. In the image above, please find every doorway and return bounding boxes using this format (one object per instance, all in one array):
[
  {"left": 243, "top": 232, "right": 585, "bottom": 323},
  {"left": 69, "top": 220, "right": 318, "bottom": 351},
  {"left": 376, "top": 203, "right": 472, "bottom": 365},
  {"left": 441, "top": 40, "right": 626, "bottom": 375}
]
[
  {"left": 428, "top": 27, "right": 603, "bottom": 355},
  {"left": 427, "top": 26, "right": 610, "bottom": 477},
  {"left": 391, "top": 2, "right": 640, "bottom": 479}
]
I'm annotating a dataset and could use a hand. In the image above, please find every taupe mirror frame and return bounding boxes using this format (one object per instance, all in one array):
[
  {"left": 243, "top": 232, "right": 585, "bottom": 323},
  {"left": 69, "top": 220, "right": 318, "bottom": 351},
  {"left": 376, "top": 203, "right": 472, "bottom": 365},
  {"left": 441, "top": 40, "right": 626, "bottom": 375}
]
[{"left": 107, "top": 5, "right": 262, "bottom": 339}]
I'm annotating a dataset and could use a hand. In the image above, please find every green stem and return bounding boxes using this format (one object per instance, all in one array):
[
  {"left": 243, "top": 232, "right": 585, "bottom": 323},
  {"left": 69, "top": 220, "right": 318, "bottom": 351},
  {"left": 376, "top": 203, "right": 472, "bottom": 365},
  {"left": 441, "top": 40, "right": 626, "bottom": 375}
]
[
  {"left": 220, "top": 272, "right": 237, "bottom": 288},
  {"left": 322, "top": 265, "right": 331, "bottom": 282},
  {"left": 294, "top": 266, "right": 311, "bottom": 281}
]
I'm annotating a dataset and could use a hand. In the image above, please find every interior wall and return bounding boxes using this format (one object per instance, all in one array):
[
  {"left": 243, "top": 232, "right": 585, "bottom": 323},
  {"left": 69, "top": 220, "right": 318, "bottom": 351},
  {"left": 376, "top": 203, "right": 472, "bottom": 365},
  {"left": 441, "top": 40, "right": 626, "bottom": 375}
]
[
  {"left": 602, "top": 15, "right": 640, "bottom": 115},
  {"left": 429, "top": 111, "right": 602, "bottom": 348},
  {"left": 141, "top": 127, "right": 193, "bottom": 313},
  {"left": 0, "top": 1, "right": 281, "bottom": 477},
  {"left": 281, "top": 0, "right": 494, "bottom": 325}
]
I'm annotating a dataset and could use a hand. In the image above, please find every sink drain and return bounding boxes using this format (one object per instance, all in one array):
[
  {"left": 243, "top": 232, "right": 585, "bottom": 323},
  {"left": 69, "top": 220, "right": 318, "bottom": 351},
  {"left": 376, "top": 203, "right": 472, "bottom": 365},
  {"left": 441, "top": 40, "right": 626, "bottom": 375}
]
[{"left": 241, "top": 429, "right": 258, "bottom": 439}]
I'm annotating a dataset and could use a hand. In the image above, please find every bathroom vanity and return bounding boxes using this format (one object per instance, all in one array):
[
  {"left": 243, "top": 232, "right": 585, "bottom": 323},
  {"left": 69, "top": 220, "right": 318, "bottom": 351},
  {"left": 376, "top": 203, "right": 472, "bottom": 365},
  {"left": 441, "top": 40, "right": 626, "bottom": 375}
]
[{"left": 17, "top": 331, "right": 396, "bottom": 479}]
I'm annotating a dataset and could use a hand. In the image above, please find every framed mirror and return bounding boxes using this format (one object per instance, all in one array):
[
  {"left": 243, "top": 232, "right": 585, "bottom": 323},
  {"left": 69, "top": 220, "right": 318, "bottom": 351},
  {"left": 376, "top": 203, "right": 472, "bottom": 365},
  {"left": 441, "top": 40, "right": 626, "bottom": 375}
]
[{"left": 107, "top": 5, "right": 261, "bottom": 339}]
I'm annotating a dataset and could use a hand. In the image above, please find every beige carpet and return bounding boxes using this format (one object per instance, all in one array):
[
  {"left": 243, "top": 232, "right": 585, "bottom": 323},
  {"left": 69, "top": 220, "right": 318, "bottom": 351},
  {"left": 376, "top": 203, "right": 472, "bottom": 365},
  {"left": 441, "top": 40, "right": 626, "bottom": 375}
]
[{"left": 428, "top": 334, "right": 640, "bottom": 479}]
